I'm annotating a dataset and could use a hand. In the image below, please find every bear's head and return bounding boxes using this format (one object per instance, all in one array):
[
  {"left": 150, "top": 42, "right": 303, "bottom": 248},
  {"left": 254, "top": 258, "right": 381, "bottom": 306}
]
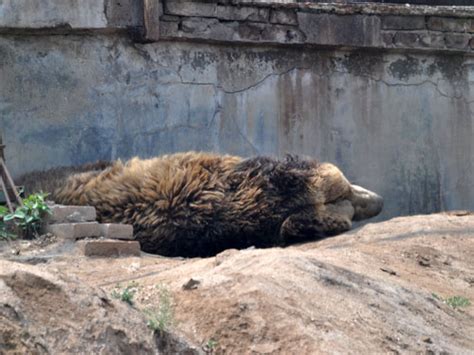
[{"left": 310, "top": 163, "right": 383, "bottom": 222}]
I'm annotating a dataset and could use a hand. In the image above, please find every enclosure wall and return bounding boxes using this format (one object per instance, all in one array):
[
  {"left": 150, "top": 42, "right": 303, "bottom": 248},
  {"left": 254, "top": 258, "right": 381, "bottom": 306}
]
[{"left": 1, "top": 0, "right": 473, "bottom": 220}]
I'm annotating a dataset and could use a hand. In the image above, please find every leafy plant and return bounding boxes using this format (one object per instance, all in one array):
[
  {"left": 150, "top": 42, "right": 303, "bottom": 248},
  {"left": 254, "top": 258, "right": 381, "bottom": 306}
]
[
  {"left": 445, "top": 296, "right": 471, "bottom": 309},
  {"left": 2, "top": 193, "right": 51, "bottom": 239},
  {"left": 203, "top": 339, "right": 218, "bottom": 354},
  {"left": 432, "top": 293, "right": 471, "bottom": 309},
  {"left": 0, "top": 205, "right": 16, "bottom": 240},
  {"left": 111, "top": 282, "right": 139, "bottom": 305},
  {"left": 144, "top": 284, "right": 175, "bottom": 334}
]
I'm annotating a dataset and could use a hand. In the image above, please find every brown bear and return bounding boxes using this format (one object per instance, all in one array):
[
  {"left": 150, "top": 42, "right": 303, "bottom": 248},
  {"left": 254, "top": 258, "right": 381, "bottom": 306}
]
[{"left": 19, "top": 152, "right": 383, "bottom": 257}]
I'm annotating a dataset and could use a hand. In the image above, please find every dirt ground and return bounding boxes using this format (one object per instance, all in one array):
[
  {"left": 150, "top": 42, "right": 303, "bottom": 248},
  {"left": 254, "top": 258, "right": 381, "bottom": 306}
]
[{"left": 1, "top": 212, "right": 473, "bottom": 354}]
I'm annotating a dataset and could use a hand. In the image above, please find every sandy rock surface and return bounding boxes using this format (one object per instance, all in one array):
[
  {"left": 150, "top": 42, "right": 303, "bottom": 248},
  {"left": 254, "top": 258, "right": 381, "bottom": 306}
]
[
  {"left": 0, "top": 260, "right": 158, "bottom": 354},
  {"left": 1, "top": 212, "right": 473, "bottom": 354}
]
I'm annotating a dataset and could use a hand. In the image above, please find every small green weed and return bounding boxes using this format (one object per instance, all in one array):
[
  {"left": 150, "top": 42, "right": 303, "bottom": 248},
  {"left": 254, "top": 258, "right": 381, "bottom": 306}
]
[
  {"left": 203, "top": 339, "right": 218, "bottom": 354},
  {"left": 112, "top": 282, "right": 139, "bottom": 305},
  {"left": 432, "top": 293, "right": 471, "bottom": 309},
  {"left": 1, "top": 193, "right": 51, "bottom": 239},
  {"left": 445, "top": 296, "right": 471, "bottom": 309},
  {"left": 144, "top": 284, "right": 174, "bottom": 334}
]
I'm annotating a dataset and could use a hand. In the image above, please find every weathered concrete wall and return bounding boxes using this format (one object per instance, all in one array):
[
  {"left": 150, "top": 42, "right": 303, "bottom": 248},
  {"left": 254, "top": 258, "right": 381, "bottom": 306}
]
[{"left": 1, "top": 1, "right": 473, "bottom": 221}]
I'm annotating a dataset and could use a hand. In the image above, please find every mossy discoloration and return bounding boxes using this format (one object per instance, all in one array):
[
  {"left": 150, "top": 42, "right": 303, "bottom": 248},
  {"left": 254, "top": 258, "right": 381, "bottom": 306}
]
[{"left": 389, "top": 56, "right": 421, "bottom": 81}]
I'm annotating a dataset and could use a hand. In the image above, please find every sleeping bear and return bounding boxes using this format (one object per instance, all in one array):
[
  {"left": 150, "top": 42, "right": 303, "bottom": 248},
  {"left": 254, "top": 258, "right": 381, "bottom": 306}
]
[{"left": 19, "top": 152, "right": 383, "bottom": 257}]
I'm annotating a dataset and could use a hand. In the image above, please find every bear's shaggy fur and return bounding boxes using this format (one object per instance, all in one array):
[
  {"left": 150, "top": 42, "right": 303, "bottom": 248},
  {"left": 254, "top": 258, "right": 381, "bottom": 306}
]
[{"left": 19, "top": 152, "right": 382, "bottom": 257}]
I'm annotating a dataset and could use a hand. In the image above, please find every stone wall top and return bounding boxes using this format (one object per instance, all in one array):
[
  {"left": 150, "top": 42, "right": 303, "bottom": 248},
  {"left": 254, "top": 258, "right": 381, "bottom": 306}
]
[
  {"left": 159, "top": 1, "right": 474, "bottom": 53},
  {"left": 0, "top": 0, "right": 473, "bottom": 53}
]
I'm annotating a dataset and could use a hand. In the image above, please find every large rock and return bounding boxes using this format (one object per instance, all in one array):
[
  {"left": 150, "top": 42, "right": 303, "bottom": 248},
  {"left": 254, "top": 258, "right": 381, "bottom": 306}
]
[
  {"left": 120, "top": 213, "right": 473, "bottom": 354},
  {"left": 1, "top": 213, "right": 473, "bottom": 353},
  {"left": 0, "top": 261, "right": 157, "bottom": 354}
]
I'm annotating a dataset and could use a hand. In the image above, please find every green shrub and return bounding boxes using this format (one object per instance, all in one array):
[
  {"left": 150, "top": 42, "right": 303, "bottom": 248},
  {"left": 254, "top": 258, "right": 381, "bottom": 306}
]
[
  {"left": 2, "top": 193, "right": 51, "bottom": 239},
  {"left": 0, "top": 205, "right": 16, "bottom": 240}
]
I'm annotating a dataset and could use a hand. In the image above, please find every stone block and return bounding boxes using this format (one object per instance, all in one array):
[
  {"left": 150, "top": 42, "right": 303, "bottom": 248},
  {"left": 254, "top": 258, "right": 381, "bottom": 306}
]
[
  {"left": 77, "top": 239, "right": 141, "bottom": 257},
  {"left": 99, "top": 223, "right": 134, "bottom": 240},
  {"left": 419, "top": 32, "right": 445, "bottom": 48},
  {"left": 270, "top": 9, "right": 298, "bottom": 26},
  {"left": 46, "top": 222, "right": 101, "bottom": 240},
  {"left": 164, "top": 17, "right": 235, "bottom": 42},
  {"left": 427, "top": 17, "right": 471, "bottom": 33},
  {"left": 382, "top": 32, "right": 395, "bottom": 47},
  {"left": 470, "top": 38, "right": 474, "bottom": 49},
  {"left": 393, "top": 32, "right": 421, "bottom": 48},
  {"left": 164, "top": 2, "right": 217, "bottom": 17},
  {"left": 159, "top": 21, "right": 179, "bottom": 37},
  {"left": 181, "top": 17, "right": 219, "bottom": 34},
  {"left": 382, "top": 16, "right": 425, "bottom": 31},
  {"left": 217, "top": 5, "right": 269, "bottom": 23},
  {"left": 47, "top": 205, "right": 96, "bottom": 223},
  {"left": 298, "top": 13, "right": 381, "bottom": 47},
  {"left": 444, "top": 33, "right": 470, "bottom": 49},
  {"left": 261, "top": 24, "right": 305, "bottom": 44}
]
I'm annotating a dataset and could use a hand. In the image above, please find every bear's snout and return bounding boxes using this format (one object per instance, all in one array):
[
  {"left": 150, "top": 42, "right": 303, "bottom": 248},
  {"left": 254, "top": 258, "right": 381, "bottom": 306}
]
[{"left": 349, "top": 185, "right": 383, "bottom": 221}]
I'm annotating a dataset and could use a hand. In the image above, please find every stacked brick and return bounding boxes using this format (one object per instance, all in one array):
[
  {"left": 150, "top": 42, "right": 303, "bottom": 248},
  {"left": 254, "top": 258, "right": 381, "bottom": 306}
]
[{"left": 45, "top": 205, "right": 140, "bottom": 257}]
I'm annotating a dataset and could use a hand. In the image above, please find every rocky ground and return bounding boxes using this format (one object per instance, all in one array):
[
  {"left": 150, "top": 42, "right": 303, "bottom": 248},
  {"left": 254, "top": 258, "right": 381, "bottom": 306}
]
[{"left": 1, "top": 212, "right": 473, "bottom": 354}]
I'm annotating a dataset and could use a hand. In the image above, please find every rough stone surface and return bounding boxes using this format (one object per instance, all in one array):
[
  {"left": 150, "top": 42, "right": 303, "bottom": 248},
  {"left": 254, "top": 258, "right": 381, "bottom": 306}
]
[
  {"left": 444, "top": 33, "right": 471, "bottom": 49},
  {"left": 427, "top": 17, "right": 472, "bottom": 33},
  {"left": 269, "top": 9, "right": 298, "bottom": 26},
  {"left": 382, "top": 15, "right": 425, "bottom": 30},
  {"left": 8, "top": 213, "right": 472, "bottom": 354},
  {"left": 393, "top": 31, "right": 421, "bottom": 48},
  {"left": 105, "top": 0, "right": 144, "bottom": 28},
  {"left": 0, "top": 265, "right": 154, "bottom": 352},
  {"left": 297, "top": 13, "right": 381, "bottom": 47},
  {"left": 419, "top": 31, "right": 445, "bottom": 48},
  {"left": 47, "top": 205, "right": 97, "bottom": 223},
  {"left": 99, "top": 223, "right": 134, "bottom": 240},
  {"left": 164, "top": 2, "right": 217, "bottom": 18},
  {"left": 0, "top": 260, "right": 201, "bottom": 354},
  {"left": 46, "top": 222, "right": 101, "bottom": 240},
  {"left": 216, "top": 5, "right": 269, "bottom": 23},
  {"left": 0, "top": 0, "right": 108, "bottom": 29},
  {"left": 77, "top": 239, "right": 141, "bottom": 257}
]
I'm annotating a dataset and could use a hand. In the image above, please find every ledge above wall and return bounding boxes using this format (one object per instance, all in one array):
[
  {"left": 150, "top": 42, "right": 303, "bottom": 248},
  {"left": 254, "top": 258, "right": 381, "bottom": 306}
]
[
  {"left": 1, "top": 0, "right": 473, "bottom": 53},
  {"left": 160, "top": 1, "right": 474, "bottom": 53}
]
